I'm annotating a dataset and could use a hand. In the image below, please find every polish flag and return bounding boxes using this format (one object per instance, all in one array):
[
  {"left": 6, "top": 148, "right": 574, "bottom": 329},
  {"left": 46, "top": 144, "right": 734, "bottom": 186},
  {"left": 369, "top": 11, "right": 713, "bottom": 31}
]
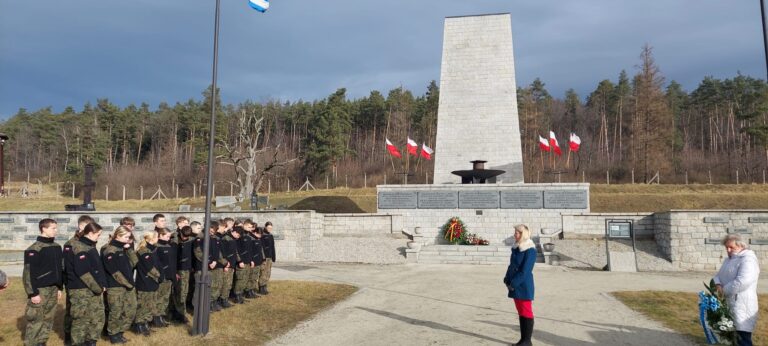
[
  {"left": 569, "top": 133, "right": 581, "bottom": 152},
  {"left": 406, "top": 137, "right": 418, "bottom": 156},
  {"left": 538, "top": 135, "right": 550, "bottom": 152},
  {"left": 420, "top": 143, "right": 434, "bottom": 160},
  {"left": 386, "top": 138, "right": 402, "bottom": 158},
  {"left": 549, "top": 131, "right": 562, "bottom": 156}
]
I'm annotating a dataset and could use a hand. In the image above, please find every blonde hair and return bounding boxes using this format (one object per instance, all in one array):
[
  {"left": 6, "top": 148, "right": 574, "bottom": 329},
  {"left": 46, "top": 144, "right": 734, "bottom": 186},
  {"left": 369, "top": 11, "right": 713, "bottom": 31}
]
[
  {"left": 110, "top": 226, "right": 132, "bottom": 242},
  {"left": 514, "top": 224, "right": 531, "bottom": 243},
  {"left": 138, "top": 232, "right": 158, "bottom": 250}
]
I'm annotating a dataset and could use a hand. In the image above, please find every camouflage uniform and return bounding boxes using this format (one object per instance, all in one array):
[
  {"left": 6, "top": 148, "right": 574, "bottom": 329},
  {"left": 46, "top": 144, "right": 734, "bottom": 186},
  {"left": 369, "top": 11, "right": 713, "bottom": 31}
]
[
  {"left": 102, "top": 239, "right": 138, "bottom": 337},
  {"left": 135, "top": 244, "right": 162, "bottom": 325},
  {"left": 174, "top": 234, "right": 195, "bottom": 318},
  {"left": 259, "top": 232, "right": 275, "bottom": 292},
  {"left": 247, "top": 234, "right": 265, "bottom": 296},
  {"left": 194, "top": 233, "right": 227, "bottom": 310},
  {"left": 155, "top": 239, "right": 176, "bottom": 322},
  {"left": 62, "top": 236, "right": 78, "bottom": 342},
  {"left": 219, "top": 233, "right": 239, "bottom": 300},
  {"left": 234, "top": 233, "right": 253, "bottom": 296},
  {"left": 67, "top": 237, "right": 107, "bottom": 345},
  {"left": 22, "top": 236, "right": 63, "bottom": 346}
]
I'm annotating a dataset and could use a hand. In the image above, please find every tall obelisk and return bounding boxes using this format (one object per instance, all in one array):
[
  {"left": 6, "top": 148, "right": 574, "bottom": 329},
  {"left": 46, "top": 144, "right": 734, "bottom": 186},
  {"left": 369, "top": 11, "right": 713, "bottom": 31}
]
[{"left": 433, "top": 13, "right": 524, "bottom": 184}]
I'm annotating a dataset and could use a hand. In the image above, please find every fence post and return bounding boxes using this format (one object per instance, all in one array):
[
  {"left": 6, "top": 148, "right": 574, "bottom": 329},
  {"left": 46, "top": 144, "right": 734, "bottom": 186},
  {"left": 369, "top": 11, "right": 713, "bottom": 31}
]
[
  {"left": 326, "top": 175, "right": 329, "bottom": 189},
  {"left": 764, "top": 170, "right": 766, "bottom": 184},
  {"left": 384, "top": 173, "right": 387, "bottom": 185},
  {"left": 426, "top": 171, "right": 429, "bottom": 184},
  {"left": 685, "top": 171, "right": 688, "bottom": 185},
  {"left": 345, "top": 175, "right": 348, "bottom": 188},
  {"left": 105, "top": 186, "right": 109, "bottom": 201},
  {"left": 709, "top": 170, "right": 712, "bottom": 185},
  {"left": 56, "top": 183, "right": 60, "bottom": 198},
  {"left": 631, "top": 169, "right": 635, "bottom": 184},
  {"left": 122, "top": 185, "right": 126, "bottom": 201},
  {"left": 192, "top": 183, "right": 196, "bottom": 199},
  {"left": 287, "top": 178, "right": 290, "bottom": 192},
  {"left": 140, "top": 186, "right": 144, "bottom": 200},
  {"left": 71, "top": 182, "right": 75, "bottom": 199},
  {"left": 582, "top": 170, "right": 585, "bottom": 183},
  {"left": 268, "top": 179, "right": 271, "bottom": 194},
  {"left": 364, "top": 173, "right": 367, "bottom": 188},
  {"left": 736, "top": 170, "right": 739, "bottom": 185},
  {"left": 606, "top": 170, "right": 610, "bottom": 185},
  {"left": 176, "top": 184, "right": 179, "bottom": 199}
]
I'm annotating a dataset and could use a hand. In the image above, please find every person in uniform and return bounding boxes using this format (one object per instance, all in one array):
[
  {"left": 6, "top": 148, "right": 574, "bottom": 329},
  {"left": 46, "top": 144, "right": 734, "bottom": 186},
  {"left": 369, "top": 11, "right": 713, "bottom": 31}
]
[
  {"left": 249, "top": 223, "right": 266, "bottom": 297},
  {"left": 185, "top": 221, "right": 203, "bottom": 311},
  {"left": 231, "top": 226, "right": 251, "bottom": 304},
  {"left": 218, "top": 222, "right": 237, "bottom": 307},
  {"left": 194, "top": 221, "right": 227, "bottom": 312},
  {"left": 68, "top": 222, "right": 107, "bottom": 346},
  {"left": 259, "top": 222, "right": 276, "bottom": 295},
  {"left": 63, "top": 215, "right": 94, "bottom": 345},
  {"left": 173, "top": 225, "right": 194, "bottom": 323},
  {"left": 23, "top": 218, "right": 63, "bottom": 346},
  {"left": 134, "top": 232, "right": 162, "bottom": 336},
  {"left": 101, "top": 226, "right": 137, "bottom": 344},
  {"left": 154, "top": 228, "right": 175, "bottom": 327}
]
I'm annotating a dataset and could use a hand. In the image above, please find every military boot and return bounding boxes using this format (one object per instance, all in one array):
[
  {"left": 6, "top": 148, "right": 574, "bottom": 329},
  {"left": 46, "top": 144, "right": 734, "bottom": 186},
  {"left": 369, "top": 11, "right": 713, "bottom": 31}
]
[
  {"left": 108, "top": 334, "right": 126, "bottom": 344},
  {"left": 140, "top": 323, "right": 152, "bottom": 336},
  {"left": 235, "top": 293, "right": 245, "bottom": 304},
  {"left": 219, "top": 297, "right": 233, "bottom": 308}
]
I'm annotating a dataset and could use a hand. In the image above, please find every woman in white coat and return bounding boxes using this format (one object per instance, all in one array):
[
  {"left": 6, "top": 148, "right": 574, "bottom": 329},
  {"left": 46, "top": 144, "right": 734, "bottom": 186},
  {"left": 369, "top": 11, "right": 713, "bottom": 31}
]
[{"left": 713, "top": 233, "right": 760, "bottom": 346}]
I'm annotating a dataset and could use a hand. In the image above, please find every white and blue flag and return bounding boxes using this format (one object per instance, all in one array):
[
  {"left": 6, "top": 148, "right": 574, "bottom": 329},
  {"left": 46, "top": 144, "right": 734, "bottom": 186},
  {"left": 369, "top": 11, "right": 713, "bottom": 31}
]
[{"left": 248, "top": 0, "right": 269, "bottom": 12}]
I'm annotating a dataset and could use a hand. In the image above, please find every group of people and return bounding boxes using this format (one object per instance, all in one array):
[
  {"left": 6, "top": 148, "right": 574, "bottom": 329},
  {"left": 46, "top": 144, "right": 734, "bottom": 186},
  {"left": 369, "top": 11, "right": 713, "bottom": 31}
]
[
  {"left": 504, "top": 225, "right": 759, "bottom": 346},
  {"left": 21, "top": 214, "right": 277, "bottom": 346}
]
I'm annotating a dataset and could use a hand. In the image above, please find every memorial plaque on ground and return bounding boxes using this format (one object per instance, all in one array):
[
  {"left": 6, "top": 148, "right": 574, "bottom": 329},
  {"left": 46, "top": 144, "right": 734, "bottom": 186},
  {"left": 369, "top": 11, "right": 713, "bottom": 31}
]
[
  {"left": 459, "top": 191, "right": 500, "bottom": 209},
  {"left": 500, "top": 190, "right": 543, "bottom": 209},
  {"left": 418, "top": 191, "right": 458, "bottom": 209},
  {"left": 216, "top": 196, "right": 238, "bottom": 207},
  {"left": 543, "top": 190, "right": 588, "bottom": 209},
  {"left": 377, "top": 191, "right": 418, "bottom": 209}
]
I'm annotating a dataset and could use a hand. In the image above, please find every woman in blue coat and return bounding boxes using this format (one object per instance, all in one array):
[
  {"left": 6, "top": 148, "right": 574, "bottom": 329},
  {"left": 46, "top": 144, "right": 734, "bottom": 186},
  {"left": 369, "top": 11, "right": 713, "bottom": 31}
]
[{"left": 503, "top": 224, "right": 536, "bottom": 346}]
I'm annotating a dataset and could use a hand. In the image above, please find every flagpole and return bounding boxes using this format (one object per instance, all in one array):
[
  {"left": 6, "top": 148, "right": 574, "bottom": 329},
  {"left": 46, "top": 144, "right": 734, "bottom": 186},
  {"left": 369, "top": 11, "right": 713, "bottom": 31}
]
[
  {"left": 192, "top": 0, "right": 221, "bottom": 336},
  {"left": 404, "top": 144, "right": 409, "bottom": 185}
]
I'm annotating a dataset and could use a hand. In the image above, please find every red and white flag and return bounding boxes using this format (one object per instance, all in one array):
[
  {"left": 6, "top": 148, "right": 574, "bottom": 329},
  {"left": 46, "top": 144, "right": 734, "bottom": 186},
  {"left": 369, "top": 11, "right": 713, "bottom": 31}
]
[
  {"left": 406, "top": 137, "right": 418, "bottom": 156},
  {"left": 420, "top": 143, "right": 434, "bottom": 160},
  {"left": 549, "top": 131, "right": 562, "bottom": 156},
  {"left": 385, "top": 138, "right": 402, "bottom": 158},
  {"left": 569, "top": 133, "right": 581, "bottom": 152},
  {"left": 538, "top": 135, "right": 550, "bottom": 152}
]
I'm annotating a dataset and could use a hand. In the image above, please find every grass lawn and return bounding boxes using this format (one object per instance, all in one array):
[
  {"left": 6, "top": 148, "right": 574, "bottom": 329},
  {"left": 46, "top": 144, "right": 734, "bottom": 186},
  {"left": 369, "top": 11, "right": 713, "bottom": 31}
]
[
  {"left": 2, "top": 184, "right": 768, "bottom": 213},
  {"left": 613, "top": 291, "right": 768, "bottom": 345},
  {"left": 0, "top": 280, "right": 357, "bottom": 345}
]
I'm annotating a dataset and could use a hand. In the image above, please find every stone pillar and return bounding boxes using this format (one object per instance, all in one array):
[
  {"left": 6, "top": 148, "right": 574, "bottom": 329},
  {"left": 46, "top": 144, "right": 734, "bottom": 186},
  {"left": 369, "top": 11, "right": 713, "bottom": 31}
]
[{"left": 433, "top": 13, "right": 524, "bottom": 184}]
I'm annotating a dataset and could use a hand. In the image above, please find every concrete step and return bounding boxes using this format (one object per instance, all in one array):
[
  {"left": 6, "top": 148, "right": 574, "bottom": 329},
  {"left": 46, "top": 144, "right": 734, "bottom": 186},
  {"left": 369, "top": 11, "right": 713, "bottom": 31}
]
[{"left": 416, "top": 245, "right": 546, "bottom": 264}]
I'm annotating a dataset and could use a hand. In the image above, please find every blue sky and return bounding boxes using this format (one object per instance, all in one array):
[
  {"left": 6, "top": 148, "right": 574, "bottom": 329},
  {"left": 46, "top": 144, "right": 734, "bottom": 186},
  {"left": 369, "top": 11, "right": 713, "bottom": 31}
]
[{"left": 0, "top": 1, "right": 765, "bottom": 118}]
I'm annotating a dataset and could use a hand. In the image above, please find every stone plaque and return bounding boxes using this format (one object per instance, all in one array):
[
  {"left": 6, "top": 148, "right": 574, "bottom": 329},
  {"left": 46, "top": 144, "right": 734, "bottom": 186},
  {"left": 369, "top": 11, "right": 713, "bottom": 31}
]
[
  {"left": 704, "top": 216, "right": 729, "bottom": 223},
  {"left": 727, "top": 228, "right": 751, "bottom": 234},
  {"left": 543, "top": 190, "right": 588, "bottom": 209},
  {"left": 704, "top": 238, "right": 721, "bottom": 245},
  {"left": 54, "top": 218, "right": 71, "bottom": 224},
  {"left": 103, "top": 226, "right": 115, "bottom": 232},
  {"left": 133, "top": 226, "right": 144, "bottom": 232},
  {"left": 501, "top": 190, "right": 543, "bottom": 209},
  {"left": 0, "top": 217, "right": 14, "bottom": 223},
  {"left": 459, "top": 191, "right": 500, "bottom": 209},
  {"left": 92, "top": 217, "right": 100, "bottom": 223},
  {"left": 378, "top": 191, "right": 418, "bottom": 209},
  {"left": 12, "top": 226, "right": 27, "bottom": 233},
  {"left": 68, "top": 226, "right": 79, "bottom": 232},
  {"left": 24, "top": 235, "right": 37, "bottom": 240},
  {"left": 0, "top": 234, "right": 12, "bottom": 240},
  {"left": 272, "top": 233, "right": 286, "bottom": 240},
  {"left": 418, "top": 191, "right": 458, "bottom": 209},
  {"left": 750, "top": 238, "right": 768, "bottom": 245},
  {"left": 111, "top": 217, "right": 124, "bottom": 223},
  {"left": 749, "top": 217, "right": 768, "bottom": 223},
  {"left": 26, "top": 217, "right": 42, "bottom": 224},
  {"left": 141, "top": 217, "right": 154, "bottom": 223},
  {"left": 55, "top": 235, "right": 70, "bottom": 241},
  {"left": 178, "top": 205, "right": 191, "bottom": 212}
]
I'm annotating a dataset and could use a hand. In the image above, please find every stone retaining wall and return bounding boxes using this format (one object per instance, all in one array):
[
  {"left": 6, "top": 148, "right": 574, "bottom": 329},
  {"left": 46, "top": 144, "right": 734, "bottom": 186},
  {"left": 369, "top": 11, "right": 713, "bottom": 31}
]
[
  {"left": 322, "top": 214, "right": 393, "bottom": 237},
  {"left": 562, "top": 213, "right": 655, "bottom": 239}
]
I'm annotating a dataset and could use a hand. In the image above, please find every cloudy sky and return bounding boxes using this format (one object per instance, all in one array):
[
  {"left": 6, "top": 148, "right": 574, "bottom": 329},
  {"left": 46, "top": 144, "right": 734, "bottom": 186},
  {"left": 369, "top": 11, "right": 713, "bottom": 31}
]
[{"left": 0, "top": 1, "right": 765, "bottom": 118}]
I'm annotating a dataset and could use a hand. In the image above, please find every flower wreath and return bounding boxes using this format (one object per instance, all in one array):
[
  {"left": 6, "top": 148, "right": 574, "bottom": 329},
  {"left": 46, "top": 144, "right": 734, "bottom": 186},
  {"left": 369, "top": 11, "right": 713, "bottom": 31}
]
[{"left": 442, "top": 217, "right": 468, "bottom": 245}]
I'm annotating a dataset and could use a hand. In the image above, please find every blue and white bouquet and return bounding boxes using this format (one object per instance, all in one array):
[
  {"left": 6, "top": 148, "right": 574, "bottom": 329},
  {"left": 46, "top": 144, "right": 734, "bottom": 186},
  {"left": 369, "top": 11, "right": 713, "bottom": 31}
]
[{"left": 699, "top": 279, "right": 737, "bottom": 345}]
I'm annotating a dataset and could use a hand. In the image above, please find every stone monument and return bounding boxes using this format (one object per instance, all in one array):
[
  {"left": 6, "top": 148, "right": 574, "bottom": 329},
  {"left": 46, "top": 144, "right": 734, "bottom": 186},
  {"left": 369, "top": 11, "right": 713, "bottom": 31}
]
[{"left": 433, "top": 13, "right": 524, "bottom": 184}]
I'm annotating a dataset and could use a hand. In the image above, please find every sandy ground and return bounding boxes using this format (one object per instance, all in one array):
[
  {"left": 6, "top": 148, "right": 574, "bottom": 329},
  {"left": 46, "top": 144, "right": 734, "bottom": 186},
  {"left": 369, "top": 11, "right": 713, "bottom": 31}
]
[{"left": 3, "top": 262, "right": 766, "bottom": 345}]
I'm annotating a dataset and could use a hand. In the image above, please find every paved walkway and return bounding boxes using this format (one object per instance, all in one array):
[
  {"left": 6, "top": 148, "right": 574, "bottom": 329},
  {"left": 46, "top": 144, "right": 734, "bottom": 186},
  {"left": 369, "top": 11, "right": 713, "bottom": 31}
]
[
  {"left": 268, "top": 263, "right": 768, "bottom": 346},
  {"left": 3, "top": 262, "right": 766, "bottom": 345}
]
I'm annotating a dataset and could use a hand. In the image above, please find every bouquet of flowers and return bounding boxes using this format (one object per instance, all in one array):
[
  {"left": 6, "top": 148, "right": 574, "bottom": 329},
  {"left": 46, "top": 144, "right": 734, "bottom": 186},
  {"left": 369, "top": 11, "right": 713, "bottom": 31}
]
[
  {"left": 442, "top": 217, "right": 467, "bottom": 244},
  {"left": 699, "top": 279, "right": 737, "bottom": 345}
]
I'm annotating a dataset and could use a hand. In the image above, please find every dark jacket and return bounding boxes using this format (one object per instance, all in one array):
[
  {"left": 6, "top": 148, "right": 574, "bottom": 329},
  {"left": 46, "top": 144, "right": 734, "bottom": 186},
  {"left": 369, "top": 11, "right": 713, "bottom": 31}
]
[
  {"left": 503, "top": 239, "right": 536, "bottom": 300},
  {"left": 63, "top": 236, "right": 78, "bottom": 289},
  {"left": 101, "top": 239, "right": 136, "bottom": 289},
  {"left": 68, "top": 237, "right": 107, "bottom": 295},
  {"left": 251, "top": 237, "right": 265, "bottom": 266},
  {"left": 23, "top": 236, "right": 63, "bottom": 298},
  {"left": 178, "top": 236, "right": 195, "bottom": 271},
  {"left": 237, "top": 234, "right": 253, "bottom": 265},
  {"left": 135, "top": 244, "right": 162, "bottom": 292},
  {"left": 262, "top": 233, "right": 276, "bottom": 262},
  {"left": 194, "top": 233, "right": 227, "bottom": 270},
  {"left": 157, "top": 239, "right": 178, "bottom": 281},
  {"left": 221, "top": 234, "right": 240, "bottom": 267}
]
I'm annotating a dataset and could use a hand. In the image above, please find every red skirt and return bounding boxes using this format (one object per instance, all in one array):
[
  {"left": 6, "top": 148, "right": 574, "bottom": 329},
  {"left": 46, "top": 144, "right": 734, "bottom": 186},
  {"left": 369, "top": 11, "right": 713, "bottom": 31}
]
[{"left": 514, "top": 299, "right": 534, "bottom": 318}]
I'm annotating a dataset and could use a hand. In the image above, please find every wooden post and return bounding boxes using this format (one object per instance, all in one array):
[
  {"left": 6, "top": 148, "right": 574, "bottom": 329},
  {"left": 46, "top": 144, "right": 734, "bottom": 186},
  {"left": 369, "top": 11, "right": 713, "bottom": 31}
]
[
  {"left": 287, "top": 178, "right": 290, "bottom": 192},
  {"left": 631, "top": 169, "right": 635, "bottom": 184},
  {"left": 268, "top": 179, "right": 271, "bottom": 194},
  {"left": 192, "top": 183, "right": 196, "bottom": 199},
  {"left": 230, "top": 183, "right": 234, "bottom": 196},
  {"left": 176, "top": 184, "right": 179, "bottom": 199},
  {"left": 709, "top": 170, "right": 712, "bottom": 185},
  {"left": 105, "top": 186, "right": 109, "bottom": 201},
  {"left": 212, "top": 183, "right": 216, "bottom": 197},
  {"left": 71, "top": 182, "right": 75, "bottom": 199},
  {"left": 606, "top": 170, "right": 610, "bottom": 185},
  {"left": 384, "top": 173, "right": 387, "bottom": 185},
  {"left": 122, "top": 185, "right": 126, "bottom": 201},
  {"left": 326, "top": 175, "right": 329, "bottom": 189},
  {"left": 345, "top": 175, "right": 348, "bottom": 188},
  {"left": 764, "top": 170, "right": 766, "bottom": 184},
  {"left": 364, "top": 173, "right": 367, "bottom": 188},
  {"left": 685, "top": 171, "right": 688, "bottom": 185},
  {"left": 140, "top": 186, "right": 144, "bottom": 200},
  {"left": 582, "top": 170, "right": 585, "bottom": 183},
  {"left": 426, "top": 171, "right": 429, "bottom": 184},
  {"left": 536, "top": 171, "right": 540, "bottom": 183},
  {"left": 736, "top": 170, "right": 739, "bottom": 185}
]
